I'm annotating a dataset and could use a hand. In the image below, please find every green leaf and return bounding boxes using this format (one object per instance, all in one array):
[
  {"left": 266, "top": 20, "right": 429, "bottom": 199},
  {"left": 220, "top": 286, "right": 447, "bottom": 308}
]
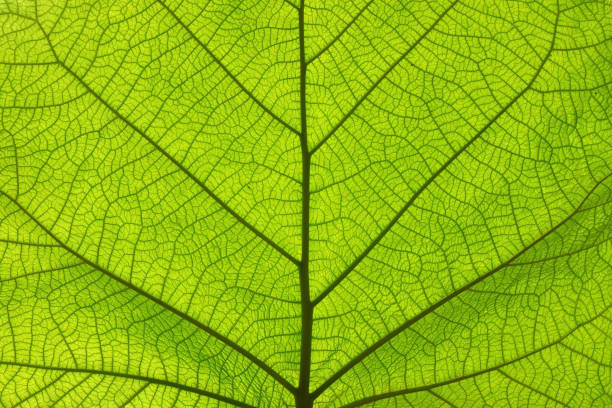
[{"left": 0, "top": 0, "right": 610, "bottom": 406}]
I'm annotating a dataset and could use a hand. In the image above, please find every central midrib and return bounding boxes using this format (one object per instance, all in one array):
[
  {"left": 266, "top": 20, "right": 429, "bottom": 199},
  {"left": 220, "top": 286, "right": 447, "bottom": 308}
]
[{"left": 296, "top": 0, "right": 314, "bottom": 406}]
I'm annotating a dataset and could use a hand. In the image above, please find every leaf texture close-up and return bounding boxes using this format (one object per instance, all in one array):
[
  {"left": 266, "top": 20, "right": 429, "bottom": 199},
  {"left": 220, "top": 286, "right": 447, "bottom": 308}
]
[{"left": 0, "top": 0, "right": 611, "bottom": 406}]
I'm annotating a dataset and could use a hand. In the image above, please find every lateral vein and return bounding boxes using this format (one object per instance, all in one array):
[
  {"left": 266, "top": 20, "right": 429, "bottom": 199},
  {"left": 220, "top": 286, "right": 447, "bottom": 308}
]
[
  {"left": 31, "top": 14, "right": 301, "bottom": 268},
  {"left": 312, "top": 166, "right": 607, "bottom": 399},
  {"left": 313, "top": 7, "right": 559, "bottom": 305},
  {"left": 336, "top": 306, "right": 610, "bottom": 407},
  {"left": 156, "top": 0, "right": 301, "bottom": 137},
  {"left": 309, "top": 1, "right": 458, "bottom": 156},
  {"left": 0, "top": 191, "right": 297, "bottom": 394},
  {"left": 0, "top": 361, "right": 257, "bottom": 408}
]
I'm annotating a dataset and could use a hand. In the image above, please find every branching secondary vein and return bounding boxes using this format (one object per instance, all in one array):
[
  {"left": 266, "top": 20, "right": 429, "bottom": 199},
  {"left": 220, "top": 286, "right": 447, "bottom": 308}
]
[
  {"left": 0, "top": 191, "right": 296, "bottom": 394},
  {"left": 0, "top": 361, "right": 256, "bottom": 408},
  {"left": 309, "top": 1, "right": 459, "bottom": 156},
  {"left": 336, "top": 305, "right": 609, "bottom": 407},
  {"left": 2, "top": 1, "right": 607, "bottom": 407},
  {"left": 312, "top": 6, "right": 559, "bottom": 306},
  {"left": 51, "top": 58, "right": 300, "bottom": 267},
  {"left": 157, "top": 0, "right": 301, "bottom": 137}
]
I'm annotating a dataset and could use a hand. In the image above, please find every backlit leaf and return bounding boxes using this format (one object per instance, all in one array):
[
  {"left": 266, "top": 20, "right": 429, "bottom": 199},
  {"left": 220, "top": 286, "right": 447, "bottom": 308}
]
[{"left": 0, "top": 0, "right": 610, "bottom": 406}]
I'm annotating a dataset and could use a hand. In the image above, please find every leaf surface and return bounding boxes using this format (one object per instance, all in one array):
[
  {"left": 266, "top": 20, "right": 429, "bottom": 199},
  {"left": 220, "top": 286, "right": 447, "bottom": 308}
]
[{"left": 0, "top": 0, "right": 610, "bottom": 406}]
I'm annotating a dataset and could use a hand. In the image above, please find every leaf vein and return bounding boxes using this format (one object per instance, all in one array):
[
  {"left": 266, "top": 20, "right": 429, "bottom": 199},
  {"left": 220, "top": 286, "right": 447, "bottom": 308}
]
[
  {"left": 312, "top": 170, "right": 608, "bottom": 398},
  {"left": 337, "top": 306, "right": 610, "bottom": 407},
  {"left": 155, "top": 0, "right": 301, "bottom": 137},
  {"left": 309, "top": 0, "right": 458, "bottom": 155},
  {"left": 0, "top": 361, "right": 256, "bottom": 408},
  {"left": 0, "top": 191, "right": 296, "bottom": 394},
  {"left": 313, "top": 10, "right": 559, "bottom": 305}
]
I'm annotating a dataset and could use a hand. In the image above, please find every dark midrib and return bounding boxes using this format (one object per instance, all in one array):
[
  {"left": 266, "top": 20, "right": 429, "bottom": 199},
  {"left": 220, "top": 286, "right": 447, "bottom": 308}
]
[
  {"left": 296, "top": 1, "right": 314, "bottom": 407},
  {"left": 0, "top": 361, "right": 255, "bottom": 408},
  {"left": 0, "top": 191, "right": 295, "bottom": 394}
]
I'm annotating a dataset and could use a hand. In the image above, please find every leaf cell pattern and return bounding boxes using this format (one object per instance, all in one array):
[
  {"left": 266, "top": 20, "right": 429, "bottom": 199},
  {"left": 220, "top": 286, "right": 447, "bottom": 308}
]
[{"left": 0, "top": 0, "right": 611, "bottom": 407}]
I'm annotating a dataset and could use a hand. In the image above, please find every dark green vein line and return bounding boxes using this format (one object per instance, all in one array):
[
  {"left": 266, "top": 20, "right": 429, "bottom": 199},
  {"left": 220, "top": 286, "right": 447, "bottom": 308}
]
[
  {"left": 312, "top": 9, "right": 559, "bottom": 306},
  {"left": 49, "top": 58, "right": 299, "bottom": 267},
  {"left": 156, "top": 0, "right": 301, "bottom": 137},
  {"left": 0, "top": 238, "right": 60, "bottom": 248},
  {"left": 306, "top": 0, "right": 373, "bottom": 65},
  {"left": 508, "top": 237, "right": 610, "bottom": 266},
  {"left": 284, "top": 0, "right": 299, "bottom": 11},
  {"left": 296, "top": 0, "right": 314, "bottom": 406},
  {"left": 336, "top": 306, "right": 609, "bottom": 407},
  {"left": 73, "top": 374, "right": 105, "bottom": 406},
  {"left": 0, "top": 263, "right": 85, "bottom": 283},
  {"left": 558, "top": 343, "right": 612, "bottom": 368},
  {"left": 118, "top": 383, "right": 149, "bottom": 408},
  {"left": 51, "top": 373, "right": 92, "bottom": 406},
  {"left": 0, "top": 191, "right": 296, "bottom": 394},
  {"left": 497, "top": 369, "right": 570, "bottom": 407},
  {"left": 427, "top": 390, "right": 459, "bottom": 408},
  {"left": 311, "top": 168, "right": 606, "bottom": 399},
  {"left": 12, "top": 372, "right": 68, "bottom": 408},
  {"left": 0, "top": 361, "right": 256, "bottom": 408},
  {"left": 309, "top": 0, "right": 458, "bottom": 155}
]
